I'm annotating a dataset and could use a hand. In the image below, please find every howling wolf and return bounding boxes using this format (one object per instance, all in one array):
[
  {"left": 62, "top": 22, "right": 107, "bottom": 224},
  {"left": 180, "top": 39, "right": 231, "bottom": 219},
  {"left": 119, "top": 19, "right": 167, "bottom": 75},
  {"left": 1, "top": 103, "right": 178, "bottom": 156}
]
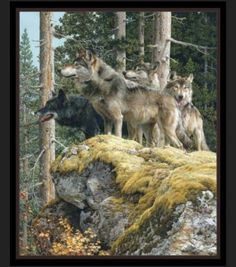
[
  {"left": 164, "top": 72, "right": 209, "bottom": 151},
  {"left": 61, "top": 50, "right": 189, "bottom": 149},
  {"left": 35, "top": 89, "right": 104, "bottom": 138}
]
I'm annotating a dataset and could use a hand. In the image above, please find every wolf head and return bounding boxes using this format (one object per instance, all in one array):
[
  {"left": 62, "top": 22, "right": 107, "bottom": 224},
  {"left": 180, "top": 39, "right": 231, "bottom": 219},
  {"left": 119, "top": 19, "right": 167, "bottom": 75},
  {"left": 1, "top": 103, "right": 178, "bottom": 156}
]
[
  {"left": 165, "top": 73, "right": 194, "bottom": 107},
  {"left": 60, "top": 62, "right": 91, "bottom": 83},
  {"left": 146, "top": 63, "right": 160, "bottom": 87},
  {"left": 74, "top": 50, "right": 98, "bottom": 74},
  {"left": 123, "top": 62, "right": 160, "bottom": 90},
  {"left": 35, "top": 89, "right": 68, "bottom": 122}
]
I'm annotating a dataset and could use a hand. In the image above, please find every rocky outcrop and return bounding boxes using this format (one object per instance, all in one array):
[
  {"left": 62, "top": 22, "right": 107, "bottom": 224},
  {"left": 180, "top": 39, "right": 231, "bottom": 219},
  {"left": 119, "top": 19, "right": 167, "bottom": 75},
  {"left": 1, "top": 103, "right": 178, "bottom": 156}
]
[{"left": 41, "top": 135, "right": 217, "bottom": 255}]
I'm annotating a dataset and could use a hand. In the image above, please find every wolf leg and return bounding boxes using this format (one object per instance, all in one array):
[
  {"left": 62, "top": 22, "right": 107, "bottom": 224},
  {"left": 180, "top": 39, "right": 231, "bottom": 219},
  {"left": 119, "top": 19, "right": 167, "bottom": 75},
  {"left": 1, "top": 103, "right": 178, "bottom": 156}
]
[
  {"left": 176, "top": 120, "right": 192, "bottom": 149},
  {"left": 127, "top": 123, "right": 139, "bottom": 141},
  {"left": 194, "top": 128, "right": 209, "bottom": 151},
  {"left": 194, "top": 129, "right": 203, "bottom": 151},
  {"left": 164, "top": 127, "right": 183, "bottom": 149},
  {"left": 160, "top": 108, "right": 184, "bottom": 149},
  {"left": 152, "top": 123, "right": 161, "bottom": 147},
  {"left": 201, "top": 135, "right": 210, "bottom": 151},
  {"left": 104, "top": 118, "right": 113, "bottom": 135},
  {"left": 113, "top": 114, "right": 123, "bottom": 138},
  {"left": 108, "top": 104, "right": 123, "bottom": 138},
  {"left": 137, "top": 126, "right": 143, "bottom": 145}
]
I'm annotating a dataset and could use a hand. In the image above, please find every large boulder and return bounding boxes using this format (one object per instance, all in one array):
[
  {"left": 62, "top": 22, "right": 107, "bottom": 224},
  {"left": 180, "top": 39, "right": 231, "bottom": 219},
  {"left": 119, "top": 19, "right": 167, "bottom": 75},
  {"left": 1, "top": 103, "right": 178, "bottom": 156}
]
[{"left": 47, "top": 135, "right": 217, "bottom": 255}]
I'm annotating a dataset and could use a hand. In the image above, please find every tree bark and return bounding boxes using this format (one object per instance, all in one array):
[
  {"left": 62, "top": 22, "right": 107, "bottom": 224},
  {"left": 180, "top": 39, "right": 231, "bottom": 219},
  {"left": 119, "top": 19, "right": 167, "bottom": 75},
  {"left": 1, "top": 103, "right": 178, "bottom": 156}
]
[
  {"left": 204, "top": 48, "right": 208, "bottom": 90},
  {"left": 152, "top": 12, "right": 172, "bottom": 90},
  {"left": 138, "top": 12, "right": 145, "bottom": 64},
  {"left": 115, "top": 12, "right": 126, "bottom": 73},
  {"left": 20, "top": 190, "right": 28, "bottom": 255},
  {"left": 204, "top": 14, "right": 208, "bottom": 90},
  {"left": 22, "top": 102, "right": 29, "bottom": 174},
  {"left": 39, "top": 12, "right": 55, "bottom": 206}
]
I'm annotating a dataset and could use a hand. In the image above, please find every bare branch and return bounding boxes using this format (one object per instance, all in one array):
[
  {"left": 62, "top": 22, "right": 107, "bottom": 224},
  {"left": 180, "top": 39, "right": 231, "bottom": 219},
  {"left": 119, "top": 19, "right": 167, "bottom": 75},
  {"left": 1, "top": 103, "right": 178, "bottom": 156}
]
[
  {"left": 30, "top": 84, "right": 43, "bottom": 89},
  {"left": 20, "top": 154, "right": 33, "bottom": 160},
  {"left": 144, "top": 13, "right": 155, "bottom": 19},
  {"left": 111, "top": 26, "right": 119, "bottom": 32},
  {"left": 30, "top": 148, "right": 45, "bottom": 173},
  {"left": 20, "top": 121, "right": 39, "bottom": 128},
  {"left": 148, "top": 38, "right": 216, "bottom": 55},
  {"left": 103, "top": 48, "right": 115, "bottom": 57},
  {"left": 35, "top": 40, "right": 47, "bottom": 48},
  {"left": 124, "top": 57, "right": 135, "bottom": 62},
  {"left": 168, "top": 38, "right": 216, "bottom": 53},
  {"left": 172, "top": 16, "right": 186, "bottom": 24},
  {"left": 51, "top": 138, "right": 67, "bottom": 149},
  {"left": 32, "top": 39, "right": 44, "bottom": 42},
  {"left": 53, "top": 31, "right": 86, "bottom": 50},
  {"left": 29, "top": 182, "right": 43, "bottom": 189},
  {"left": 170, "top": 57, "right": 178, "bottom": 64}
]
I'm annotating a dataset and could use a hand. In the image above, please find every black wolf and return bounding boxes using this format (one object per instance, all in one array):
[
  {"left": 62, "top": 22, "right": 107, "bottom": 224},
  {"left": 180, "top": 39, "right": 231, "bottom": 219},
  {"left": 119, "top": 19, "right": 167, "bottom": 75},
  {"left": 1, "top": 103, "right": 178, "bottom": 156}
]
[{"left": 35, "top": 89, "right": 104, "bottom": 138}]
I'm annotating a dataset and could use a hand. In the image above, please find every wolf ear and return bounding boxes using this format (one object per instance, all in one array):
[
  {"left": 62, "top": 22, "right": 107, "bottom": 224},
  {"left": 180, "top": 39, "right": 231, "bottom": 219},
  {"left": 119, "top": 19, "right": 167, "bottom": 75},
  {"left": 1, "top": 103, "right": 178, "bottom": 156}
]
[
  {"left": 85, "top": 50, "right": 95, "bottom": 61},
  {"left": 76, "top": 49, "right": 86, "bottom": 60},
  {"left": 168, "top": 71, "right": 177, "bottom": 81},
  {"left": 58, "top": 89, "right": 67, "bottom": 102},
  {"left": 152, "top": 61, "right": 160, "bottom": 72},
  {"left": 187, "top": 73, "right": 194, "bottom": 83}
]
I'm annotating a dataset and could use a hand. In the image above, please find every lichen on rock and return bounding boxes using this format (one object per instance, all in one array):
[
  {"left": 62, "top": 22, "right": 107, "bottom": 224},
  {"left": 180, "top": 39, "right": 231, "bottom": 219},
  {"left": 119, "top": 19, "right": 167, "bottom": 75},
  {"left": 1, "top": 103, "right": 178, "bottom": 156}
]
[{"left": 48, "top": 135, "right": 217, "bottom": 256}]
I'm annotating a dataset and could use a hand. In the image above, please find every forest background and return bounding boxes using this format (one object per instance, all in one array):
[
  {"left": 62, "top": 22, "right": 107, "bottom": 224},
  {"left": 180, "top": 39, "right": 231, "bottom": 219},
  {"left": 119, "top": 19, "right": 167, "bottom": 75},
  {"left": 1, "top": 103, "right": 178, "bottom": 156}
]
[{"left": 19, "top": 11, "right": 217, "bottom": 255}]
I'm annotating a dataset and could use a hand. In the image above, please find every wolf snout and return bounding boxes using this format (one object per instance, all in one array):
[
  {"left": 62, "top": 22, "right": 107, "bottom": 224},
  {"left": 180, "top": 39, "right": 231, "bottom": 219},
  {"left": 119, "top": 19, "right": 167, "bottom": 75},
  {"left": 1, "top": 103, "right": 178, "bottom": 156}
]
[
  {"left": 34, "top": 110, "right": 40, "bottom": 115},
  {"left": 178, "top": 95, "right": 183, "bottom": 100}
]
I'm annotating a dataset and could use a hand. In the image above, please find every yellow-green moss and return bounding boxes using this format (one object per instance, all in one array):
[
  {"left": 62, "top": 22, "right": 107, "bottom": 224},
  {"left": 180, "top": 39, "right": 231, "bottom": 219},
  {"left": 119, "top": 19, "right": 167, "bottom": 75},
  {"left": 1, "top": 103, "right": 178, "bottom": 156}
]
[{"left": 50, "top": 135, "right": 217, "bottom": 254}]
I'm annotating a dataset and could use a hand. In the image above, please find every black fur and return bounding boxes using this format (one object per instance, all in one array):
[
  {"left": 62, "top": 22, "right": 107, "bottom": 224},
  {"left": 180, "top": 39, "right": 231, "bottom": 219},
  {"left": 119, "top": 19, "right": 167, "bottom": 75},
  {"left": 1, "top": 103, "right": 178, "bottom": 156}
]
[{"left": 35, "top": 89, "right": 104, "bottom": 138}]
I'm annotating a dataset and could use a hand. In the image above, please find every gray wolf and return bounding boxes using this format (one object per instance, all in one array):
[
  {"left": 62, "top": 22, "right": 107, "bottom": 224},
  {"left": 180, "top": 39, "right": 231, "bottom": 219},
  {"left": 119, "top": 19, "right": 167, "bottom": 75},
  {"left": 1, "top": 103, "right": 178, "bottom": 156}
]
[
  {"left": 35, "top": 89, "right": 104, "bottom": 139},
  {"left": 164, "top": 72, "right": 209, "bottom": 151},
  {"left": 123, "top": 63, "right": 161, "bottom": 91},
  {"left": 61, "top": 50, "right": 188, "bottom": 149}
]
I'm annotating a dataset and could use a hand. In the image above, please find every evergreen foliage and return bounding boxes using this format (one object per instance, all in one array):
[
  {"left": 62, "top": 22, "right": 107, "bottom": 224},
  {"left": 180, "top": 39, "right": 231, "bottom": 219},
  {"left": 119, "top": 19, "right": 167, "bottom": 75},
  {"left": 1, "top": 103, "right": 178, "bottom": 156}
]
[
  {"left": 54, "top": 11, "right": 217, "bottom": 151},
  {"left": 19, "top": 11, "right": 218, "bottom": 255}
]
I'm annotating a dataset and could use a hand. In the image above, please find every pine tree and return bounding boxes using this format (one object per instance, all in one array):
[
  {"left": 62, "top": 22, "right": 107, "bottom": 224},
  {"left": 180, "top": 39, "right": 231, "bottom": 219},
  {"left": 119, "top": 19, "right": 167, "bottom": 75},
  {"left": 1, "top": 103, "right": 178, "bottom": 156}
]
[
  {"left": 53, "top": 11, "right": 217, "bottom": 151},
  {"left": 19, "top": 28, "right": 39, "bottom": 255},
  {"left": 19, "top": 29, "right": 39, "bottom": 176}
]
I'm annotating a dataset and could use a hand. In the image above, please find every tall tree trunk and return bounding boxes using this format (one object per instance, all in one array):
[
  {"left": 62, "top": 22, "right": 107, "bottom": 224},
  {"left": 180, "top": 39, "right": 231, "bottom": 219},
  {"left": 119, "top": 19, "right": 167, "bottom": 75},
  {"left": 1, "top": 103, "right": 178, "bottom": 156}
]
[
  {"left": 22, "top": 103, "right": 29, "bottom": 175},
  {"left": 115, "top": 12, "right": 126, "bottom": 73},
  {"left": 204, "top": 48, "right": 208, "bottom": 90},
  {"left": 39, "top": 12, "right": 55, "bottom": 206},
  {"left": 50, "top": 46, "right": 55, "bottom": 162},
  {"left": 138, "top": 12, "right": 145, "bottom": 64},
  {"left": 204, "top": 14, "right": 208, "bottom": 91},
  {"left": 20, "top": 190, "right": 28, "bottom": 255},
  {"left": 152, "top": 12, "right": 172, "bottom": 90}
]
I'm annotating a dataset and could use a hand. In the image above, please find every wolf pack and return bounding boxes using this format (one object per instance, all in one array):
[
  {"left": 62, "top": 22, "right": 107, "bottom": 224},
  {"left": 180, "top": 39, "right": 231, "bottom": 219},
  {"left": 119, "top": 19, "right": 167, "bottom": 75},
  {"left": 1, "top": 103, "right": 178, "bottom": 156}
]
[{"left": 36, "top": 49, "right": 209, "bottom": 151}]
